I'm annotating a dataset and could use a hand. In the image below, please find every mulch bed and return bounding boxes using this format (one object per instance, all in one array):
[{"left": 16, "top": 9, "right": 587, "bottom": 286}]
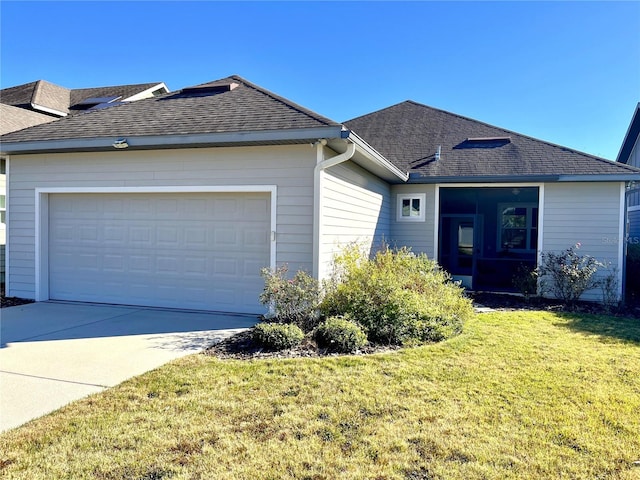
[
  {"left": 0, "top": 285, "right": 34, "bottom": 309},
  {"left": 206, "top": 292, "right": 640, "bottom": 360},
  {"left": 204, "top": 329, "right": 400, "bottom": 360}
]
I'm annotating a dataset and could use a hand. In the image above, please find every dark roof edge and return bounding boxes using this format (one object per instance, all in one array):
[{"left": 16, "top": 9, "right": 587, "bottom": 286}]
[
  {"left": 228, "top": 75, "right": 340, "bottom": 127},
  {"left": 616, "top": 102, "right": 640, "bottom": 163},
  {"left": 0, "top": 126, "right": 346, "bottom": 155},
  {"left": 408, "top": 173, "right": 640, "bottom": 184}
]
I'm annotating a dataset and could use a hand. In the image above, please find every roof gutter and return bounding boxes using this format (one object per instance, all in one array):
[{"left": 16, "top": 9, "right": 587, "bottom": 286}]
[
  {"left": 0, "top": 126, "right": 346, "bottom": 155},
  {"left": 408, "top": 173, "right": 640, "bottom": 183}
]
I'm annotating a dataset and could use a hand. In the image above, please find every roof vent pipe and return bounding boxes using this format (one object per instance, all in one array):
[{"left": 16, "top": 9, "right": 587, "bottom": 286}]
[{"left": 435, "top": 145, "right": 441, "bottom": 161}]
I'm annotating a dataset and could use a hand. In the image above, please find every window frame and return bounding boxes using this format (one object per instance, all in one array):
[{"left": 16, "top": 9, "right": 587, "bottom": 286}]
[
  {"left": 497, "top": 203, "right": 538, "bottom": 252},
  {"left": 396, "top": 193, "right": 426, "bottom": 222}
]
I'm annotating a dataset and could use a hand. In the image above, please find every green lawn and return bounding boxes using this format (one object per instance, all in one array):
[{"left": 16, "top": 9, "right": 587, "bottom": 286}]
[{"left": 1, "top": 311, "right": 639, "bottom": 480}]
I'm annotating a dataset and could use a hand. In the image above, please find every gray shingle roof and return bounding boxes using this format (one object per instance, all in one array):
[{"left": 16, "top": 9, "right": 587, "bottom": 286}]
[
  {"left": 1, "top": 80, "right": 69, "bottom": 112},
  {"left": 345, "top": 100, "right": 640, "bottom": 179},
  {"left": 0, "top": 104, "right": 56, "bottom": 135},
  {"left": 69, "top": 83, "right": 165, "bottom": 107},
  {"left": 0, "top": 75, "right": 341, "bottom": 143}
]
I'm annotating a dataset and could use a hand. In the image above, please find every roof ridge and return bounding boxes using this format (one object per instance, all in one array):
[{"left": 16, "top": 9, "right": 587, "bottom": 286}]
[
  {"left": 227, "top": 74, "right": 340, "bottom": 128},
  {"left": 72, "top": 82, "right": 163, "bottom": 93}
]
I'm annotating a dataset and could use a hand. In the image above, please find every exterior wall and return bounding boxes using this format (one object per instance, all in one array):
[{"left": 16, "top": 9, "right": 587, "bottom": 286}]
[
  {"left": 389, "top": 184, "right": 437, "bottom": 258},
  {"left": 542, "top": 182, "right": 624, "bottom": 302},
  {"left": 318, "top": 160, "right": 391, "bottom": 280},
  {"left": 7, "top": 144, "right": 316, "bottom": 299}
]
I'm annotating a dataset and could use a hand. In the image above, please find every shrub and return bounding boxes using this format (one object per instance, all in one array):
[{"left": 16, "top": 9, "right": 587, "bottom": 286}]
[
  {"left": 252, "top": 323, "right": 305, "bottom": 351},
  {"left": 259, "top": 265, "right": 320, "bottom": 332},
  {"left": 600, "top": 267, "right": 620, "bottom": 312},
  {"left": 315, "top": 317, "right": 367, "bottom": 353},
  {"left": 538, "top": 243, "right": 604, "bottom": 304},
  {"left": 321, "top": 244, "right": 473, "bottom": 345},
  {"left": 512, "top": 263, "right": 538, "bottom": 301}
]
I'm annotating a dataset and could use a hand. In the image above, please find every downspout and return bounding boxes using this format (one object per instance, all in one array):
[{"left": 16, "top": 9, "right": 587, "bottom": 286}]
[{"left": 312, "top": 140, "right": 357, "bottom": 279}]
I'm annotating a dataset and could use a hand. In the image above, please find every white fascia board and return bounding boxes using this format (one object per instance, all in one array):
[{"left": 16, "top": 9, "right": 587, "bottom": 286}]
[
  {"left": 0, "top": 126, "right": 346, "bottom": 154},
  {"left": 30, "top": 103, "right": 67, "bottom": 117},
  {"left": 341, "top": 131, "right": 409, "bottom": 182},
  {"left": 123, "top": 83, "right": 170, "bottom": 101},
  {"left": 556, "top": 174, "right": 640, "bottom": 182}
]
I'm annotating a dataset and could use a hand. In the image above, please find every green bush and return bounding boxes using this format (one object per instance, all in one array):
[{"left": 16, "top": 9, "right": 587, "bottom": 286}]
[
  {"left": 315, "top": 317, "right": 368, "bottom": 353},
  {"left": 252, "top": 323, "right": 305, "bottom": 351},
  {"left": 538, "top": 243, "right": 604, "bottom": 304},
  {"left": 321, "top": 245, "right": 473, "bottom": 345},
  {"left": 259, "top": 265, "right": 320, "bottom": 332}
]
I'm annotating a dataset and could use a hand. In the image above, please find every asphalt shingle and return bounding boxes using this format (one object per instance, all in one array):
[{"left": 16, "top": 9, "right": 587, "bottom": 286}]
[
  {"left": 345, "top": 101, "right": 639, "bottom": 178},
  {"left": 1, "top": 75, "right": 341, "bottom": 143}
]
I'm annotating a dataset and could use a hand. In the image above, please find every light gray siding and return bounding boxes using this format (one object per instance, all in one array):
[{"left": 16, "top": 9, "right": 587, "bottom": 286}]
[
  {"left": 389, "top": 184, "right": 437, "bottom": 258},
  {"left": 542, "top": 182, "right": 624, "bottom": 302},
  {"left": 318, "top": 161, "right": 391, "bottom": 280},
  {"left": 7, "top": 145, "right": 316, "bottom": 299}
]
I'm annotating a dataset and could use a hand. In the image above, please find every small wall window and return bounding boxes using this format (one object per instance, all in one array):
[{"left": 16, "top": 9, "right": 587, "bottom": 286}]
[
  {"left": 397, "top": 194, "right": 426, "bottom": 222},
  {"left": 498, "top": 203, "right": 538, "bottom": 252}
]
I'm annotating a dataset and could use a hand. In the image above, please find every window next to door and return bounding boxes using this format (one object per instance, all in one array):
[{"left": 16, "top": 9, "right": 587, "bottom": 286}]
[
  {"left": 498, "top": 203, "right": 538, "bottom": 252},
  {"left": 397, "top": 194, "right": 426, "bottom": 222}
]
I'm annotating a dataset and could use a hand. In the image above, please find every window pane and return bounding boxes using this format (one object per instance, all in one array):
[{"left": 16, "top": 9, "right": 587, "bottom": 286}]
[
  {"left": 0, "top": 195, "right": 5, "bottom": 209},
  {"left": 0, "top": 211, "right": 5, "bottom": 224},
  {"left": 502, "top": 212, "right": 526, "bottom": 228},
  {"left": 402, "top": 199, "right": 411, "bottom": 216},
  {"left": 411, "top": 198, "right": 420, "bottom": 216},
  {"left": 502, "top": 229, "right": 527, "bottom": 249},
  {"left": 531, "top": 208, "right": 538, "bottom": 228}
]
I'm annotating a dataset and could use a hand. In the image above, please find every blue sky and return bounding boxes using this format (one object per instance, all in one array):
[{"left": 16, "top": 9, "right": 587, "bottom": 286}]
[{"left": 1, "top": 1, "right": 638, "bottom": 160}]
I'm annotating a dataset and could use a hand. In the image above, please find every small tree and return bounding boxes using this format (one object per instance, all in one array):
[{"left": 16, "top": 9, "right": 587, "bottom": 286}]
[{"left": 538, "top": 243, "right": 604, "bottom": 305}]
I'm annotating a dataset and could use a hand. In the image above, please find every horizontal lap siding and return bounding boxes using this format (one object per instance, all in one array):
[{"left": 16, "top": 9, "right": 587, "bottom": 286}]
[
  {"left": 319, "top": 161, "right": 391, "bottom": 280},
  {"left": 390, "top": 184, "right": 437, "bottom": 258},
  {"left": 7, "top": 145, "right": 316, "bottom": 299},
  {"left": 542, "top": 182, "right": 623, "bottom": 302}
]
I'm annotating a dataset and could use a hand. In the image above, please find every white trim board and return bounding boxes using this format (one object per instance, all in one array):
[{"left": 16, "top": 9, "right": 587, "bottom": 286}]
[{"left": 34, "top": 185, "right": 277, "bottom": 302}]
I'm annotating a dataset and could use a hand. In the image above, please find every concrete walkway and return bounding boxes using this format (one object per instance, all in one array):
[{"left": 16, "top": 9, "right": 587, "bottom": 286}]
[{"left": 0, "top": 302, "right": 257, "bottom": 432}]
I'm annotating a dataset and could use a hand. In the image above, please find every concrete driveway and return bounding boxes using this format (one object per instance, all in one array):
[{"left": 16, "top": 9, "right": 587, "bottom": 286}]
[{"left": 0, "top": 302, "right": 257, "bottom": 432}]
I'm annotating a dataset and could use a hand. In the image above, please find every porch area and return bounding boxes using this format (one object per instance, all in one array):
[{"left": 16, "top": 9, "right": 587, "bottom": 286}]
[{"left": 438, "top": 186, "right": 539, "bottom": 291}]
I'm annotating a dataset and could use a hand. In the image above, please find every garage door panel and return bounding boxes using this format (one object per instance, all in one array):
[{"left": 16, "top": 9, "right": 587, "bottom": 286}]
[{"left": 49, "top": 192, "right": 270, "bottom": 314}]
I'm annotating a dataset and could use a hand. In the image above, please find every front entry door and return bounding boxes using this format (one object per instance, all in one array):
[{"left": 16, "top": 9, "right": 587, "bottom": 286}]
[{"left": 439, "top": 216, "right": 476, "bottom": 289}]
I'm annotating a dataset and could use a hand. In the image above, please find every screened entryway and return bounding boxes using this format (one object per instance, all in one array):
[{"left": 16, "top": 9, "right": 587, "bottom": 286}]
[{"left": 439, "top": 187, "right": 539, "bottom": 291}]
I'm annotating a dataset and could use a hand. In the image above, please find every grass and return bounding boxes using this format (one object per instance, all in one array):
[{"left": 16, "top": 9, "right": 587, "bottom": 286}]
[{"left": 1, "top": 311, "right": 639, "bottom": 479}]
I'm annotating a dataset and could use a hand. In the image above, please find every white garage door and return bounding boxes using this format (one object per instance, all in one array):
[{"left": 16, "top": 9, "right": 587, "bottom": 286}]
[{"left": 48, "top": 192, "right": 271, "bottom": 314}]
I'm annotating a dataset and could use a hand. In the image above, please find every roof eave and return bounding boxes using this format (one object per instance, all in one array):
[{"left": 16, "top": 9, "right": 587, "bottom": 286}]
[
  {"left": 407, "top": 173, "right": 640, "bottom": 184},
  {"left": 331, "top": 131, "right": 408, "bottom": 182},
  {"left": 0, "top": 126, "right": 346, "bottom": 155}
]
